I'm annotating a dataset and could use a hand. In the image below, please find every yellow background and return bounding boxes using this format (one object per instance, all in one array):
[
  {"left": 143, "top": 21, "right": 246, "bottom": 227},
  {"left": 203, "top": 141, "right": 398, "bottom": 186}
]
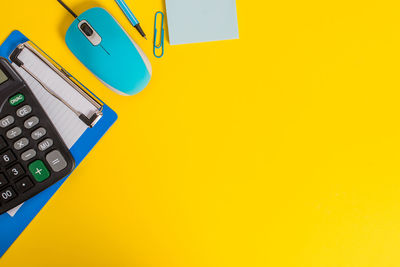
[{"left": 1, "top": 0, "right": 400, "bottom": 266}]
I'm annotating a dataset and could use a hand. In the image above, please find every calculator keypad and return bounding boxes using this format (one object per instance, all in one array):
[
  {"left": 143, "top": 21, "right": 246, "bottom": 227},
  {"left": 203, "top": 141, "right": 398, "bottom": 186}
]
[
  {"left": 7, "top": 164, "right": 25, "bottom": 180},
  {"left": 0, "top": 137, "right": 7, "bottom": 151},
  {"left": 0, "top": 174, "right": 8, "bottom": 187},
  {"left": 46, "top": 150, "right": 68, "bottom": 172},
  {"left": 15, "top": 177, "right": 34, "bottom": 193},
  {"left": 16, "top": 105, "right": 32, "bottom": 118},
  {"left": 0, "top": 150, "right": 16, "bottom": 166},
  {"left": 0, "top": 61, "right": 75, "bottom": 214},
  {"left": 0, "top": 187, "right": 17, "bottom": 203},
  {"left": 0, "top": 116, "right": 14, "bottom": 128},
  {"left": 38, "top": 138, "right": 53, "bottom": 151},
  {"left": 24, "top": 116, "right": 39, "bottom": 129},
  {"left": 28, "top": 160, "right": 50, "bottom": 182},
  {"left": 31, "top": 127, "right": 46, "bottom": 140},
  {"left": 6, "top": 127, "right": 22, "bottom": 139},
  {"left": 14, "top": 137, "right": 29, "bottom": 150},
  {"left": 21, "top": 149, "right": 37, "bottom": 161}
]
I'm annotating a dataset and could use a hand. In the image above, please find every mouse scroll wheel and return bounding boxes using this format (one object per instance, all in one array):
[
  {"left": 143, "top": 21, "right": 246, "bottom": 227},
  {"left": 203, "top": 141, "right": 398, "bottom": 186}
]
[{"left": 80, "top": 23, "right": 94, "bottom": 36}]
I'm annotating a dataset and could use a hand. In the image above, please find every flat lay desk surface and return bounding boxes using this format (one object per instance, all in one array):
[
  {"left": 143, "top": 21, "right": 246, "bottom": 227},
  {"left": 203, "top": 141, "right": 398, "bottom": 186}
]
[{"left": 2, "top": 0, "right": 400, "bottom": 266}]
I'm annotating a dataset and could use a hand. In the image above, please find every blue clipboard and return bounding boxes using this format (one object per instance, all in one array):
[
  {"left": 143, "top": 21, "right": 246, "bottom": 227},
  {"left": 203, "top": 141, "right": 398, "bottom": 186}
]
[{"left": 0, "top": 30, "right": 118, "bottom": 257}]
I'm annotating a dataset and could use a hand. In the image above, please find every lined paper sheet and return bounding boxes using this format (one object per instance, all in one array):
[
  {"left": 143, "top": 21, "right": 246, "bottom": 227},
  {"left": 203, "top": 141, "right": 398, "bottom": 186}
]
[
  {"left": 11, "top": 48, "right": 99, "bottom": 148},
  {"left": 7, "top": 47, "right": 99, "bottom": 217}
]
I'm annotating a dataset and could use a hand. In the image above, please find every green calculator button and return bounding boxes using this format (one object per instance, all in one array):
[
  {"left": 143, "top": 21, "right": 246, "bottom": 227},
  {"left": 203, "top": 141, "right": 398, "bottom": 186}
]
[
  {"left": 9, "top": 93, "right": 25, "bottom": 106},
  {"left": 29, "top": 160, "right": 50, "bottom": 182}
]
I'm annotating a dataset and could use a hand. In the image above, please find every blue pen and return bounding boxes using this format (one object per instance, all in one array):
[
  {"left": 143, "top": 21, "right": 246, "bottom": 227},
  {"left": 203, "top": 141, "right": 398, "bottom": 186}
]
[{"left": 115, "top": 0, "right": 147, "bottom": 39}]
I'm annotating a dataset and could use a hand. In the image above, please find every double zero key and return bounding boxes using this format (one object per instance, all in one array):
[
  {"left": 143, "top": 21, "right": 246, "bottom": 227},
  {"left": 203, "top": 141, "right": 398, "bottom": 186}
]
[{"left": 0, "top": 187, "right": 17, "bottom": 203}]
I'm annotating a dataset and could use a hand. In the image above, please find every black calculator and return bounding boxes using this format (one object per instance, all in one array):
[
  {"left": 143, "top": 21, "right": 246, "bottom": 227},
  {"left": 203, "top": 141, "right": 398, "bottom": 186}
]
[{"left": 0, "top": 57, "right": 75, "bottom": 214}]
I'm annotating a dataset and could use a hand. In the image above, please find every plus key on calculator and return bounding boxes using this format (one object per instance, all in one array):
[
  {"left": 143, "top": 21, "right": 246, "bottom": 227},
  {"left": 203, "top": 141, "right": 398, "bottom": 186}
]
[{"left": 0, "top": 57, "right": 75, "bottom": 214}]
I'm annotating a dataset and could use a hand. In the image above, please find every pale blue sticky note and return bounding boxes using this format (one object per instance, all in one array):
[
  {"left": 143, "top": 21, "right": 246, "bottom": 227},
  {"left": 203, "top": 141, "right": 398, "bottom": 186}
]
[{"left": 165, "top": 0, "right": 239, "bottom": 45}]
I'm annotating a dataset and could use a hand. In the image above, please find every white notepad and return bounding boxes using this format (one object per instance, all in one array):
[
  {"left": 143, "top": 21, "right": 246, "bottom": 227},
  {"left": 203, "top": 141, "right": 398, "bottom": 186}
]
[
  {"left": 6, "top": 46, "right": 99, "bottom": 217},
  {"left": 166, "top": 0, "right": 239, "bottom": 45}
]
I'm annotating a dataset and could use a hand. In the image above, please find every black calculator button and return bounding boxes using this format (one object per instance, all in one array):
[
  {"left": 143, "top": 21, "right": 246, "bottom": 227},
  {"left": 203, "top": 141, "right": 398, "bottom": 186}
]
[
  {"left": 6, "top": 164, "right": 25, "bottom": 180},
  {"left": 38, "top": 138, "right": 53, "bottom": 151},
  {"left": 0, "top": 115, "right": 14, "bottom": 128},
  {"left": 6, "top": 127, "right": 22, "bottom": 140},
  {"left": 0, "top": 174, "right": 8, "bottom": 188},
  {"left": 21, "top": 149, "right": 37, "bottom": 161},
  {"left": 0, "top": 150, "right": 16, "bottom": 166},
  {"left": 16, "top": 105, "right": 32, "bottom": 118},
  {"left": 46, "top": 150, "right": 67, "bottom": 172},
  {"left": 31, "top": 127, "right": 46, "bottom": 140},
  {"left": 15, "top": 177, "right": 34, "bottom": 193},
  {"left": 0, "top": 136, "right": 7, "bottom": 151},
  {"left": 14, "top": 137, "right": 29, "bottom": 151},
  {"left": 24, "top": 116, "right": 39, "bottom": 129},
  {"left": 0, "top": 187, "right": 17, "bottom": 203}
]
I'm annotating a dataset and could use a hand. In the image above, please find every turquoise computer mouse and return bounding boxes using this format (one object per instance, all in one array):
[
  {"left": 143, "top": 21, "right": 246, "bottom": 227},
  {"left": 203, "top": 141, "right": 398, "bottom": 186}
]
[{"left": 65, "top": 7, "right": 152, "bottom": 96}]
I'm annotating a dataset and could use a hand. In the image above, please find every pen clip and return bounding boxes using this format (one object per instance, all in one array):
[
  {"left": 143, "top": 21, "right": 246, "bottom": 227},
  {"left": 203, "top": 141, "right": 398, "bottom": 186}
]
[{"left": 153, "top": 11, "right": 165, "bottom": 58}]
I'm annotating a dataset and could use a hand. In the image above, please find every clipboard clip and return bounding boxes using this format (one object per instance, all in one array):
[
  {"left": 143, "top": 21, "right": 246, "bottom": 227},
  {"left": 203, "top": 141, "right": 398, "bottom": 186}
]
[
  {"left": 9, "top": 43, "right": 103, "bottom": 128},
  {"left": 153, "top": 11, "right": 165, "bottom": 58}
]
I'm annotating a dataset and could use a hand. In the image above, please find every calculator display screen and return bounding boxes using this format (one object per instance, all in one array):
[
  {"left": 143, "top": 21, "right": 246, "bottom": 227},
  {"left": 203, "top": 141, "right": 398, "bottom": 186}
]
[{"left": 0, "top": 69, "right": 8, "bottom": 85}]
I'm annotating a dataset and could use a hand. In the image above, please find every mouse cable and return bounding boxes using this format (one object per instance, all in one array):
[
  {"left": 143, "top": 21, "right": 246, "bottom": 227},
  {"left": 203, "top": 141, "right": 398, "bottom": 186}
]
[{"left": 57, "top": 0, "right": 78, "bottom": 18}]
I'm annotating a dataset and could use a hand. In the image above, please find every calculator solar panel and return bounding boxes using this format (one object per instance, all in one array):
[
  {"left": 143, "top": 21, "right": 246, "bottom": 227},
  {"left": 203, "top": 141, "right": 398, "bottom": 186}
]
[{"left": 0, "top": 57, "right": 75, "bottom": 214}]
